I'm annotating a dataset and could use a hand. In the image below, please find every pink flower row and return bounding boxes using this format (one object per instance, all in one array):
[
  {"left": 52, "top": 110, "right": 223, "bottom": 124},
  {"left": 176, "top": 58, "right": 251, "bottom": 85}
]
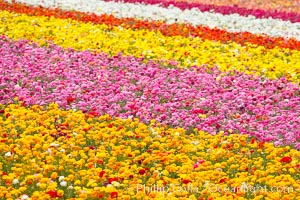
[
  {"left": 110, "top": 0, "right": 300, "bottom": 22},
  {"left": 1, "top": 37, "right": 300, "bottom": 148}
]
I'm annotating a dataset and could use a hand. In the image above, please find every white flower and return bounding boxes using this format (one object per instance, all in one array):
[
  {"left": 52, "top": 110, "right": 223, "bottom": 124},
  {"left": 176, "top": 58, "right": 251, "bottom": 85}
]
[
  {"left": 21, "top": 194, "right": 29, "bottom": 200},
  {"left": 60, "top": 149, "right": 65, "bottom": 153},
  {"left": 60, "top": 181, "right": 67, "bottom": 187},
  {"left": 68, "top": 185, "right": 74, "bottom": 190},
  {"left": 59, "top": 176, "right": 65, "bottom": 182},
  {"left": 50, "top": 143, "right": 59, "bottom": 147},
  {"left": 4, "top": 152, "right": 11, "bottom": 157},
  {"left": 149, "top": 127, "right": 158, "bottom": 135},
  {"left": 153, "top": 170, "right": 161, "bottom": 177},
  {"left": 47, "top": 148, "right": 52, "bottom": 155},
  {"left": 14, "top": 84, "right": 21, "bottom": 89},
  {"left": 111, "top": 181, "right": 120, "bottom": 187},
  {"left": 12, "top": 179, "right": 19, "bottom": 185}
]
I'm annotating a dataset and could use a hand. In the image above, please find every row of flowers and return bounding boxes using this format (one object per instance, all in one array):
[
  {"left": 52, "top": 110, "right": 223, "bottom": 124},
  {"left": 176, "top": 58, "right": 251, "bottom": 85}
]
[
  {"left": 107, "top": 0, "right": 300, "bottom": 22},
  {"left": 0, "top": 103, "right": 299, "bottom": 199},
  {"left": 168, "top": 0, "right": 300, "bottom": 14},
  {"left": 7, "top": 0, "right": 300, "bottom": 40},
  {"left": 0, "top": 11, "right": 300, "bottom": 83},
  {"left": 1, "top": 38, "right": 300, "bottom": 148},
  {"left": 1, "top": 0, "right": 300, "bottom": 51}
]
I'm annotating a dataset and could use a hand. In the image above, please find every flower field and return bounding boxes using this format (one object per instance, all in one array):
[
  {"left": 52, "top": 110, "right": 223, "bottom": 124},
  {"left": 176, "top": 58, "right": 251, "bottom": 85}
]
[{"left": 0, "top": 0, "right": 300, "bottom": 199}]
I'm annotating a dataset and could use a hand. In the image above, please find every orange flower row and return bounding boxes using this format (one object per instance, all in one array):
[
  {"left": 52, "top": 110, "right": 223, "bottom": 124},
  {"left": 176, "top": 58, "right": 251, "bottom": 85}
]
[{"left": 1, "top": 0, "right": 299, "bottom": 51}]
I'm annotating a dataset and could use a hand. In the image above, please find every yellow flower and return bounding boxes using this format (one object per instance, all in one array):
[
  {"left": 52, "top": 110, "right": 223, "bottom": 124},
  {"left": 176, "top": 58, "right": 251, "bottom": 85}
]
[
  {"left": 39, "top": 183, "right": 47, "bottom": 189},
  {"left": 74, "top": 180, "right": 81, "bottom": 186},
  {"left": 57, "top": 190, "right": 64, "bottom": 197},
  {"left": 233, "top": 143, "right": 240, "bottom": 149}
]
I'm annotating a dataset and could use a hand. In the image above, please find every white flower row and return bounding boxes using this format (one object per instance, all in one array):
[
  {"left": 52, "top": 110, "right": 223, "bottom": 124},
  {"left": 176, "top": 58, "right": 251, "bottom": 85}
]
[{"left": 6, "top": 0, "right": 300, "bottom": 40}]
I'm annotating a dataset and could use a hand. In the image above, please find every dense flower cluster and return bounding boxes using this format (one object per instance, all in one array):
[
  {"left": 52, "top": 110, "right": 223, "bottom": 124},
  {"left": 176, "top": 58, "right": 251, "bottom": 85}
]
[
  {"left": 1, "top": 0, "right": 300, "bottom": 199},
  {"left": 1, "top": 38, "right": 300, "bottom": 148},
  {"left": 0, "top": 104, "right": 300, "bottom": 199},
  {"left": 0, "top": 11, "right": 300, "bottom": 83},
  {"left": 7, "top": 0, "right": 300, "bottom": 40},
  {"left": 1, "top": 0, "right": 300, "bottom": 51}
]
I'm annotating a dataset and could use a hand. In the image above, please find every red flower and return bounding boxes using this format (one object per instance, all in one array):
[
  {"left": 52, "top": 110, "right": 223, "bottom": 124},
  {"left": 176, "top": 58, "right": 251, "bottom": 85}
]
[
  {"left": 250, "top": 138, "right": 256, "bottom": 144},
  {"left": 46, "top": 190, "right": 58, "bottom": 198},
  {"left": 0, "top": 110, "right": 4, "bottom": 114},
  {"left": 99, "top": 171, "right": 105, "bottom": 178},
  {"left": 108, "top": 177, "right": 117, "bottom": 183},
  {"left": 146, "top": 149, "right": 152, "bottom": 153},
  {"left": 280, "top": 156, "right": 292, "bottom": 163},
  {"left": 66, "top": 97, "right": 75, "bottom": 104},
  {"left": 258, "top": 142, "right": 265, "bottom": 148},
  {"left": 191, "top": 109, "right": 204, "bottom": 114},
  {"left": 129, "top": 174, "right": 134, "bottom": 179},
  {"left": 98, "top": 193, "right": 105, "bottom": 198},
  {"left": 88, "top": 111, "right": 99, "bottom": 117},
  {"left": 139, "top": 169, "right": 146, "bottom": 175},
  {"left": 219, "top": 178, "right": 227, "bottom": 183},
  {"left": 89, "top": 146, "right": 95, "bottom": 150},
  {"left": 110, "top": 191, "right": 118, "bottom": 198},
  {"left": 182, "top": 179, "right": 191, "bottom": 184}
]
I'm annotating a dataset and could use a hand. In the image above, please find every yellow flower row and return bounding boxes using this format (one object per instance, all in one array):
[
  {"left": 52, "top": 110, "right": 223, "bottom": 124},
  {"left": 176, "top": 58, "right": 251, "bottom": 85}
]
[
  {"left": 0, "top": 103, "right": 299, "bottom": 199},
  {"left": 0, "top": 11, "right": 300, "bottom": 82}
]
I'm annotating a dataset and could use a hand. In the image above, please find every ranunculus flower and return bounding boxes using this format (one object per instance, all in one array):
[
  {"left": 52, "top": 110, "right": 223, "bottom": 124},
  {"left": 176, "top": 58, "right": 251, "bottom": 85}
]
[
  {"left": 139, "top": 169, "right": 146, "bottom": 175},
  {"left": 110, "top": 191, "right": 118, "bottom": 198},
  {"left": 280, "top": 156, "right": 292, "bottom": 163},
  {"left": 46, "top": 190, "right": 58, "bottom": 198},
  {"left": 60, "top": 181, "right": 67, "bottom": 187},
  {"left": 182, "top": 179, "right": 191, "bottom": 184}
]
